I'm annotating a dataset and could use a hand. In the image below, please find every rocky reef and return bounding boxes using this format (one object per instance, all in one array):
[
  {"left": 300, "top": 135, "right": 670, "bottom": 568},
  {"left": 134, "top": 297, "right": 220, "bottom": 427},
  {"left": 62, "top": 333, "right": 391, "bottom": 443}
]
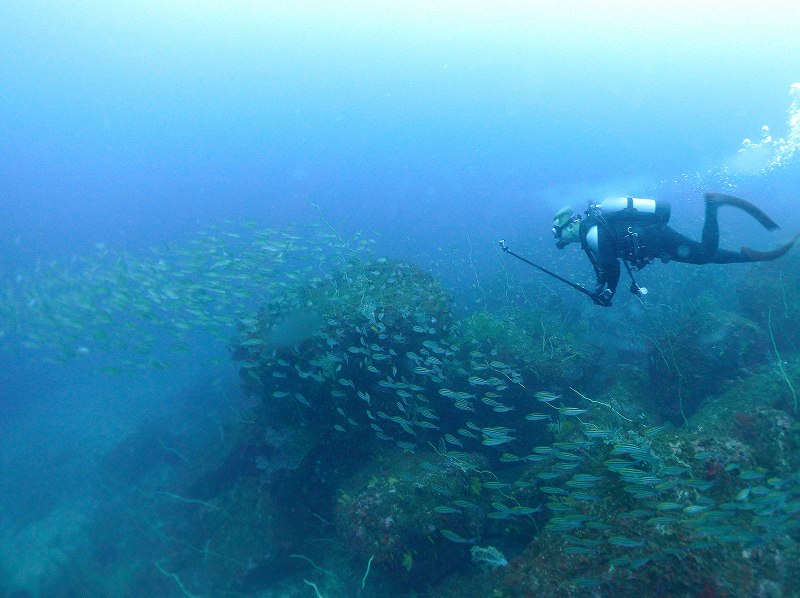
[{"left": 4, "top": 233, "right": 798, "bottom": 598}]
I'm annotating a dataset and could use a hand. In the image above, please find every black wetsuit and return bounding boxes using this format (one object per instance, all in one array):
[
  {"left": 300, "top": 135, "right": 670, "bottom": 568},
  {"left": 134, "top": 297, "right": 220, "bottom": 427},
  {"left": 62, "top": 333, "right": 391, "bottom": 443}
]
[{"left": 580, "top": 201, "right": 750, "bottom": 296}]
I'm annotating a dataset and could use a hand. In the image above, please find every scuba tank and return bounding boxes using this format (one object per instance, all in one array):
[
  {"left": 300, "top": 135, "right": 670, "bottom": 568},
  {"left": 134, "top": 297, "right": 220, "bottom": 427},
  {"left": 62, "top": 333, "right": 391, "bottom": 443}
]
[{"left": 590, "top": 196, "right": 671, "bottom": 225}]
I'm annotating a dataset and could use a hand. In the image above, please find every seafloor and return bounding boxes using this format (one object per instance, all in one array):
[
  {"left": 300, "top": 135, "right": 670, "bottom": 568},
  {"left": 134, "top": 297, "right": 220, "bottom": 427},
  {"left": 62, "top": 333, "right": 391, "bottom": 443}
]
[{"left": 1, "top": 227, "right": 798, "bottom": 597}]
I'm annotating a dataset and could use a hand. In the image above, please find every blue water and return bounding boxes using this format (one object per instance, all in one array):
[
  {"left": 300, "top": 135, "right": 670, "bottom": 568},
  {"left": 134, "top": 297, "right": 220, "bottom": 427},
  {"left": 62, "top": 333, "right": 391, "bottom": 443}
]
[
  {"left": 3, "top": 2, "right": 799, "bottom": 264},
  {"left": 1, "top": 2, "right": 799, "bottom": 596}
]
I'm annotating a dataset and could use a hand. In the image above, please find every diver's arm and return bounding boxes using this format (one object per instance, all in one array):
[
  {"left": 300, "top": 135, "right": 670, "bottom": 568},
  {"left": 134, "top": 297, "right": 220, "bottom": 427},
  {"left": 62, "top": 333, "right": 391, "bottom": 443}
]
[
  {"left": 585, "top": 247, "right": 619, "bottom": 306},
  {"left": 584, "top": 247, "right": 619, "bottom": 294},
  {"left": 580, "top": 220, "right": 618, "bottom": 306},
  {"left": 601, "top": 259, "right": 620, "bottom": 295}
]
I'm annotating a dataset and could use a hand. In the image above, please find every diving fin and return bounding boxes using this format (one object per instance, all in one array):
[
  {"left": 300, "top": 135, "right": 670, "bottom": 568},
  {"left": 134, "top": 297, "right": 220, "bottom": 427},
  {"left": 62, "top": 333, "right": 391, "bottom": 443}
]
[
  {"left": 741, "top": 234, "right": 800, "bottom": 262},
  {"left": 704, "top": 193, "right": 779, "bottom": 231}
]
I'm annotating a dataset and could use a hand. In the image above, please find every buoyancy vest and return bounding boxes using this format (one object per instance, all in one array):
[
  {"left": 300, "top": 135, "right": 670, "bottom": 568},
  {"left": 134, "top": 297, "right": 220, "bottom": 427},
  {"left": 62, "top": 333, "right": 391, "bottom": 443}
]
[{"left": 586, "top": 197, "right": 671, "bottom": 270}]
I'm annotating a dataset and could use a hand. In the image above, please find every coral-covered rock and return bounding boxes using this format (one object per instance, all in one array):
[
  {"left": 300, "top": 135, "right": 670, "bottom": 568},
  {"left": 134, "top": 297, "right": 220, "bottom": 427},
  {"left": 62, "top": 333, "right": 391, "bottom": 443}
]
[
  {"left": 736, "top": 254, "right": 800, "bottom": 353},
  {"left": 733, "top": 407, "right": 799, "bottom": 474},
  {"left": 649, "top": 299, "right": 766, "bottom": 421},
  {"left": 452, "top": 308, "right": 603, "bottom": 389},
  {"left": 334, "top": 449, "right": 491, "bottom": 587}
]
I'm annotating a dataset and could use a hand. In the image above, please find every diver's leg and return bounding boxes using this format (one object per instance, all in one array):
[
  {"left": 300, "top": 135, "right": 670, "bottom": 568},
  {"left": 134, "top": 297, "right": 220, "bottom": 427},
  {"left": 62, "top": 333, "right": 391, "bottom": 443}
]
[
  {"left": 703, "top": 194, "right": 796, "bottom": 262},
  {"left": 700, "top": 198, "right": 720, "bottom": 257},
  {"left": 710, "top": 248, "right": 752, "bottom": 264},
  {"left": 704, "top": 193, "right": 779, "bottom": 231},
  {"left": 657, "top": 205, "right": 797, "bottom": 265},
  {"left": 738, "top": 234, "right": 800, "bottom": 262},
  {"left": 657, "top": 226, "right": 715, "bottom": 264}
]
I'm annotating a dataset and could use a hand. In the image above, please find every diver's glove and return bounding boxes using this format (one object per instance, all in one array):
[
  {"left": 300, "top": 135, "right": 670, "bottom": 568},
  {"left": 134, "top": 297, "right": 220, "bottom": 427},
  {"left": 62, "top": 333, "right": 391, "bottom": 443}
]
[{"left": 591, "top": 288, "right": 613, "bottom": 307}]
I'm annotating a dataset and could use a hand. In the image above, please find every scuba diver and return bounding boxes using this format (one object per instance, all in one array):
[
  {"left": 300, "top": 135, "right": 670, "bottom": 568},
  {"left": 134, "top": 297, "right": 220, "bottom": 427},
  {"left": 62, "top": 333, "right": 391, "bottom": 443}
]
[{"left": 552, "top": 193, "right": 799, "bottom": 307}]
